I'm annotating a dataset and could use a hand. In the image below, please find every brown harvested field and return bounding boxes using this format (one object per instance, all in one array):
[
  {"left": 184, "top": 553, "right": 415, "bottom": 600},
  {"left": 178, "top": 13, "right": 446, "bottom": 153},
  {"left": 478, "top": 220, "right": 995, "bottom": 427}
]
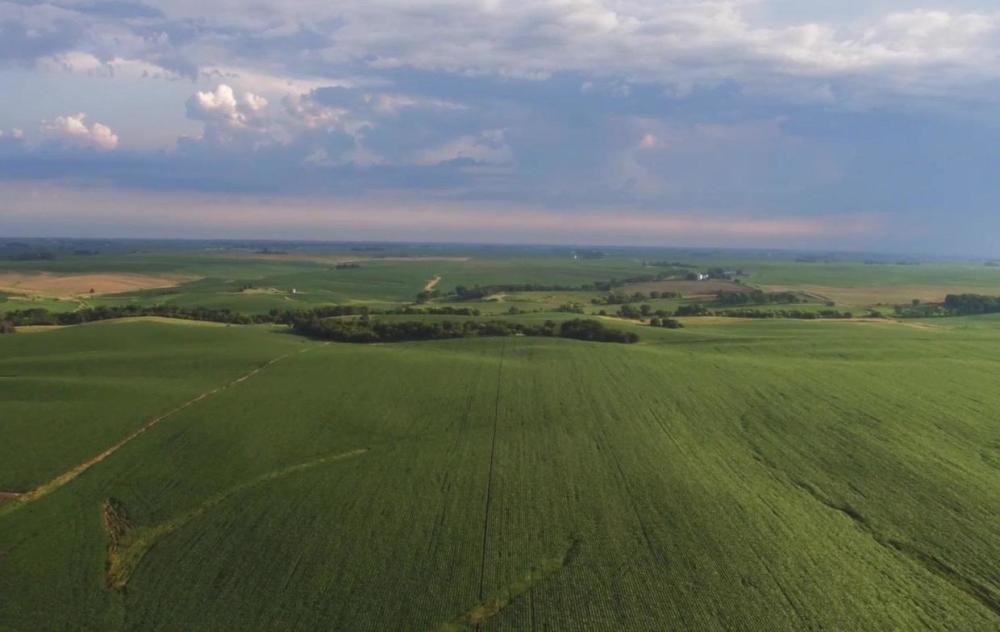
[
  {"left": 0, "top": 272, "right": 194, "bottom": 298},
  {"left": 760, "top": 284, "right": 1000, "bottom": 306},
  {"left": 622, "top": 279, "right": 747, "bottom": 297}
]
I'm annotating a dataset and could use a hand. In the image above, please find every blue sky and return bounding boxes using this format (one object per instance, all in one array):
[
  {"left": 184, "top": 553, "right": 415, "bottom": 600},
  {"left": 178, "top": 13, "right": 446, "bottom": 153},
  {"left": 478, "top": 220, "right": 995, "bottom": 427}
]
[{"left": 2, "top": 1, "right": 1000, "bottom": 254}]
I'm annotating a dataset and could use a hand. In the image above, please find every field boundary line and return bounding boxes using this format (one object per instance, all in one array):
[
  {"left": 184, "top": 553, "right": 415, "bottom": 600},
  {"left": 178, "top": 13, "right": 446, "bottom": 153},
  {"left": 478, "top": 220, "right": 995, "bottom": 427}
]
[
  {"left": 477, "top": 339, "right": 506, "bottom": 605},
  {"left": 0, "top": 345, "right": 322, "bottom": 517}
]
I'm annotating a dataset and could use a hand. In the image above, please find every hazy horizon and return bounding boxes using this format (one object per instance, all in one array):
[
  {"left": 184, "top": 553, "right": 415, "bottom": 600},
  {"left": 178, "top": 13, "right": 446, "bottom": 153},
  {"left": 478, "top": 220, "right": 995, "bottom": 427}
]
[{"left": 0, "top": 233, "right": 985, "bottom": 262}]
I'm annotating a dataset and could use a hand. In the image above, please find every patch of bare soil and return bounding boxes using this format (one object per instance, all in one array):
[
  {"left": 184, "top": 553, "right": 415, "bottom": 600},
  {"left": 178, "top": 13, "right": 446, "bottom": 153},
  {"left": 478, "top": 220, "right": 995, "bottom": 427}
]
[
  {"left": 424, "top": 275, "right": 442, "bottom": 292},
  {"left": 0, "top": 492, "right": 22, "bottom": 506},
  {"left": 0, "top": 272, "right": 195, "bottom": 298}
]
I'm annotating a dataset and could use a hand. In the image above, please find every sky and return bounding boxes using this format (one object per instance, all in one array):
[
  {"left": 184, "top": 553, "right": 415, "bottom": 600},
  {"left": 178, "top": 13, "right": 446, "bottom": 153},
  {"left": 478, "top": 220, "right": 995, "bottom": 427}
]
[{"left": 2, "top": 1, "right": 1000, "bottom": 254}]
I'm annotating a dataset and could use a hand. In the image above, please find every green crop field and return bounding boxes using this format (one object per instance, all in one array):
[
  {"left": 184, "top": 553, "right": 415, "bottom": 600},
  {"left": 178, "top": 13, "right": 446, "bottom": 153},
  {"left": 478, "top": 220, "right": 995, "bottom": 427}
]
[
  {"left": 2, "top": 242, "right": 1000, "bottom": 630},
  {"left": 2, "top": 313, "right": 999, "bottom": 630}
]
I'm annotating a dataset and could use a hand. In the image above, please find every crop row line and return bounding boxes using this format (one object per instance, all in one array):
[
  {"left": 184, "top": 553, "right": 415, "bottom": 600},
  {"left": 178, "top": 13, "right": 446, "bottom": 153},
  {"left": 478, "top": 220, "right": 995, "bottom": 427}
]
[{"left": 477, "top": 339, "right": 507, "bottom": 607}]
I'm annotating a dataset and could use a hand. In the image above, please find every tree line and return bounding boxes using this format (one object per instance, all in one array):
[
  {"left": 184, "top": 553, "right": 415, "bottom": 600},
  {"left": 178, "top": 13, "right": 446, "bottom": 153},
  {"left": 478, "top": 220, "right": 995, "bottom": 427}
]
[
  {"left": 709, "top": 308, "right": 853, "bottom": 320},
  {"left": 894, "top": 294, "right": 1000, "bottom": 318},
  {"left": 0, "top": 304, "right": 485, "bottom": 328},
  {"left": 1, "top": 305, "right": 271, "bottom": 326},
  {"left": 648, "top": 303, "right": 853, "bottom": 319},
  {"left": 290, "top": 317, "right": 639, "bottom": 344},
  {"left": 943, "top": 294, "right": 1000, "bottom": 315}
]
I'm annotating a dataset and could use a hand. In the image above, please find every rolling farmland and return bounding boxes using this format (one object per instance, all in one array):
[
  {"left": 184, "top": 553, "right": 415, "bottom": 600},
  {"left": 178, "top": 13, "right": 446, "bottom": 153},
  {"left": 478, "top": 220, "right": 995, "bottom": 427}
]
[
  {"left": 9, "top": 0, "right": 1000, "bottom": 625},
  {"left": 2, "top": 316, "right": 1000, "bottom": 630}
]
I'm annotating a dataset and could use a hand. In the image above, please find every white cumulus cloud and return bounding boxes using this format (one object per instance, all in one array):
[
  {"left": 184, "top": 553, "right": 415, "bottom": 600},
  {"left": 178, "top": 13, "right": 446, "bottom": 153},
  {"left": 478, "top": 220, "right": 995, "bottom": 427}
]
[
  {"left": 186, "top": 84, "right": 269, "bottom": 129},
  {"left": 42, "top": 113, "right": 119, "bottom": 150}
]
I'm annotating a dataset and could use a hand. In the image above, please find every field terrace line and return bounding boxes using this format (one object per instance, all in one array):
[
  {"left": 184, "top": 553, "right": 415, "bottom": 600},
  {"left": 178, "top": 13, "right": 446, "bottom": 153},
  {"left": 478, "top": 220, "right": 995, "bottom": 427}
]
[
  {"left": 103, "top": 447, "right": 369, "bottom": 591},
  {"left": 0, "top": 344, "right": 325, "bottom": 517}
]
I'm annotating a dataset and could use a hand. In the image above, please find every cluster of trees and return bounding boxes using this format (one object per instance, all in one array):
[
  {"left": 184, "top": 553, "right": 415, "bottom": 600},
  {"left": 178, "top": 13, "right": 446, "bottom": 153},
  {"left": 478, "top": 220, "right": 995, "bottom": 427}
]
[
  {"left": 943, "top": 294, "right": 1000, "bottom": 315},
  {"left": 334, "top": 262, "right": 361, "bottom": 269},
  {"left": 648, "top": 317, "right": 683, "bottom": 329},
  {"left": 555, "top": 303, "right": 586, "bottom": 314},
  {"left": 715, "top": 290, "right": 802, "bottom": 306},
  {"left": 559, "top": 319, "right": 639, "bottom": 343},
  {"left": 616, "top": 304, "right": 654, "bottom": 319},
  {"left": 895, "top": 294, "right": 1000, "bottom": 318},
  {"left": 675, "top": 304, "right": 709, "bottom": 316},
  {"left": 0, "top": 320, "right": 15, "bottom": 334},
  {"left": 290, "top": 317, "right": 639, "bottom": 344}
]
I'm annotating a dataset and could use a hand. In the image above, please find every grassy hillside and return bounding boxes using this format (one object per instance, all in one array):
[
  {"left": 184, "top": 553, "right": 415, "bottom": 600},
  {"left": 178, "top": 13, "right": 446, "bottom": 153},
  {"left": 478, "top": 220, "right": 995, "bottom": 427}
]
[{"left": 1, "top": 318, "right": 999, "bottom": 630}]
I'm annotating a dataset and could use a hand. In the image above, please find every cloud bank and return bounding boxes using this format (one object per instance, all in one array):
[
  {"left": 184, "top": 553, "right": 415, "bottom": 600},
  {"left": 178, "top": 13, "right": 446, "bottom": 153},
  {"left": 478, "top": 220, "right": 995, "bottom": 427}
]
[{"left": 2, "top": 1, "right": 1000, "bottom": 252}]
